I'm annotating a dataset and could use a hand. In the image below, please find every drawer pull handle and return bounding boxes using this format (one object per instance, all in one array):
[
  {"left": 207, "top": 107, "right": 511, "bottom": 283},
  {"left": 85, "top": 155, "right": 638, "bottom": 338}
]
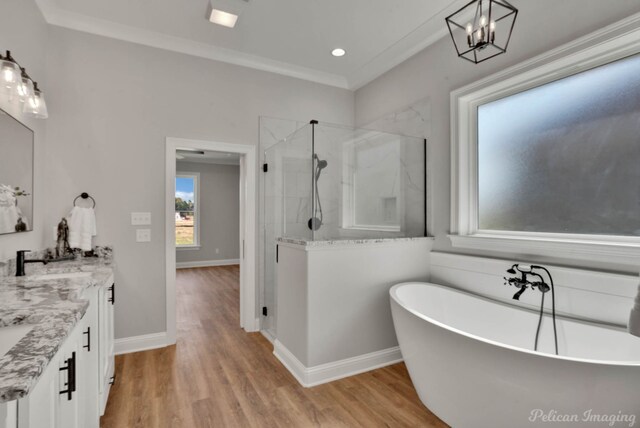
[
  {"left": 83, "top": 326, "right": 91, "bottom": 352},
  {"left": 59, "top": 352, "right": 76, "bottom": 401},
  {"left": 108, "top": 283, "right": 115, "bottom": 305}
]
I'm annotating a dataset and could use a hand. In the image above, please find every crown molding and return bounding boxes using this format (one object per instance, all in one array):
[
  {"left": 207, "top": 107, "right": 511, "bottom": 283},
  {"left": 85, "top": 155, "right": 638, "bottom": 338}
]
[
  {"left": 346, "top": 0, "right": 469, "bottom": 90},
  {"left": 35, "top": 0, "right": 465, "bottom": 91},
  {"left": 35, "top": 0, "right": 350, "bottom": 89}
]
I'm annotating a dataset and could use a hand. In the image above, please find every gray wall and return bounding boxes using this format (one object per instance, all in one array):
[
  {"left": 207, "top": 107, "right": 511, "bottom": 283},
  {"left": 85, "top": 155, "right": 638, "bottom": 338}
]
[
  {"left": 355, "top": 0, "right": 640, "bottom": 274},
  {"left": 0, "top": 0, "right": 49, "bottom": 258},
  {"left": 176, "top": 161, "right": 240, "bottom": 264},
  {"left": 42, "top": 26, "right": 354, "bottom": 339}
]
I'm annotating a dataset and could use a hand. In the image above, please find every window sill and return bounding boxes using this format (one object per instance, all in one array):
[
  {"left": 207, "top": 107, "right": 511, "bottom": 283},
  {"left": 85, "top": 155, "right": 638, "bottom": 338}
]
[
  {"left": 448, "top": 233, "right": 640, "bottom": 266},
  {"left": 176, "top": 245, "right": 200, "bottom": 251}
]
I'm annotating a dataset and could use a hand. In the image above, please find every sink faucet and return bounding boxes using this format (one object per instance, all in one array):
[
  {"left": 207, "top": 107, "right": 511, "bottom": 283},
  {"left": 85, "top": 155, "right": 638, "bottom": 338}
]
[{"left": 15, "top": 250, "right": 48, "bottom": 277}]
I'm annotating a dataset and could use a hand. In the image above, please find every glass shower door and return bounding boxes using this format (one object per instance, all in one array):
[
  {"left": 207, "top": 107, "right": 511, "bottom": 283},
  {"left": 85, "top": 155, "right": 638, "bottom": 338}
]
[{"left": 262, "top": 125, "right": 312, "bottom": 337}]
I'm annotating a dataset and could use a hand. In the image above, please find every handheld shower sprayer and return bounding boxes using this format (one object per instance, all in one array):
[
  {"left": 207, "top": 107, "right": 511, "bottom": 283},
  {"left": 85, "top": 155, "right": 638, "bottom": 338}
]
[{"left": 308, "top": 154, "right": 329, "bottom": 231}]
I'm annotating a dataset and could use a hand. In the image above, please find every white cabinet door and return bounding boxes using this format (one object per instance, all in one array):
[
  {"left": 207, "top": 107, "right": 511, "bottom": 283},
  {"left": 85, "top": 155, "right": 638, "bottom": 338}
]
[
  {"left": 80, "top": 287, "right": 100, "bottom": 428},
  {"left": 98, "top": 281, "right": 115, "bottom": 415},
  {"left": 56, "top": 323, "right": 82, "bottom": 428},
  {"left": 0, "top": 401, "right": 17, "bottom": 428},
  {"left": 18, "top": 322, "right": 87, "bottom": 428},
  {"left": 17, "top": 328, "right": 63, "bottom": 428}
]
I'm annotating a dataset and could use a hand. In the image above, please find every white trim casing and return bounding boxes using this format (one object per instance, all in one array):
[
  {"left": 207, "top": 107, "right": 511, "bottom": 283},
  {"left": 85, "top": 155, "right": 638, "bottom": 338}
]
[
  {"left": 176, "top": 259, "right": 240, "bottom": 269},
  {"left": 450, "top": 14, "right": 640, "bottom": 265},
  {"left": 114, "top": 332, "right": 169, "bottom": 355},
  {"left": 273, "top": 340, "right": 403, "bottom": 388},
  {"left": 166, "top": 137, "right": 258, "bottom": 347}
]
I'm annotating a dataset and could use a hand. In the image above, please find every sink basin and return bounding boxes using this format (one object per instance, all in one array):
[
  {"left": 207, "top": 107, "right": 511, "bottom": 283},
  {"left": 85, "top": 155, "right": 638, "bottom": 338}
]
[
  {"left": 0, "top": 325, "right": 33, "bottom": 358},
  {"left": 29, "top": 272, "right": 93, "bottom": 281}
]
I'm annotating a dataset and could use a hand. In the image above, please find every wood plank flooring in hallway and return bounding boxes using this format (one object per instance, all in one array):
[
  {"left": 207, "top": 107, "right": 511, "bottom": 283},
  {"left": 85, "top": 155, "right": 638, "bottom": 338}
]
[{"left": 100, "top": 265, "right": 448, "bottom": 427}]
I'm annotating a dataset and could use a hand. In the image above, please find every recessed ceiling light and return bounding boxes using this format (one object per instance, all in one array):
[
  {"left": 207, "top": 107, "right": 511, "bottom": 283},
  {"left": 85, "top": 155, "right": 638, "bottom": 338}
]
[
  {"left": 331, "top": 48, "right": 346, "bottom": 57},
  {"left": 209, "top": 9, "right": 239, "bottom": 28}
]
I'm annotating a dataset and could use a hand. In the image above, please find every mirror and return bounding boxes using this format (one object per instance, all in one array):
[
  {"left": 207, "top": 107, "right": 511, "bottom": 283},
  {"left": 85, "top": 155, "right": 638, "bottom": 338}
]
[{"left": 0, "top": 109, "right": 34, "bottom": 235}]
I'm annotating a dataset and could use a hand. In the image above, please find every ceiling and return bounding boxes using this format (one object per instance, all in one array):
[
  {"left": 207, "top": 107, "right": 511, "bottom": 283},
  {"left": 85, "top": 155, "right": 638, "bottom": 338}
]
[
  {"left": 35, "top": 0, "right": 468, "bottom": 89},
  {"left": 177, "top": 150, "right": 241, "bottom": 165}
]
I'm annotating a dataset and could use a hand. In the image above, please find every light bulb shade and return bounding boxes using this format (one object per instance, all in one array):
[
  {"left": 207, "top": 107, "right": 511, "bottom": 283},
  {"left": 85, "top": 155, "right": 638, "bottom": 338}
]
[
  {"left": 23, "top": 88, "right": 48, "bottom": 119},
  {"left": 445, "top": 0, "right": 518, "bottom": 64},
  {"left": 0, "top": 59, "right": 20, "bottom": 91},
  {"left": 16, "top": 75, "right": 34, "bottom": 103}
]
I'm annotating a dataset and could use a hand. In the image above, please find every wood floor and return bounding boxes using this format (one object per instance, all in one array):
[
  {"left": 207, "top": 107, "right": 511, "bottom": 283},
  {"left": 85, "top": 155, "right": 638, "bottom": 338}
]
[{"left": 100, "top": 266, "right": 448, "bottom": 427}]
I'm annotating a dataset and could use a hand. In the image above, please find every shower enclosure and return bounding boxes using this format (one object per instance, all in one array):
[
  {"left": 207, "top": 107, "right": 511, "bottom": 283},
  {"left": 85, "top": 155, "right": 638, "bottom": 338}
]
[{"left": 261, "top": 120, "right": 427, "bottom": 336}]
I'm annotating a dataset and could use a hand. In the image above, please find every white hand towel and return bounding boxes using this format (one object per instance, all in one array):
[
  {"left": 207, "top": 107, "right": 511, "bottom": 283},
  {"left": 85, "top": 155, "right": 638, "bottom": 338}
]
[
  {"left": 68, "top": 206, "right": 97, "bottom": 251},
  {"left": 629, "top": 284, "right": 640, "bottom": 338}
]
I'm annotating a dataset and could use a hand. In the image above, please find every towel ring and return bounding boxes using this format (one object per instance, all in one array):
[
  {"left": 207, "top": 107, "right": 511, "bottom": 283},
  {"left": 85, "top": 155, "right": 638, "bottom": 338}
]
[{"left": 73, "top": 192, "right": 96, "bottom": 208}]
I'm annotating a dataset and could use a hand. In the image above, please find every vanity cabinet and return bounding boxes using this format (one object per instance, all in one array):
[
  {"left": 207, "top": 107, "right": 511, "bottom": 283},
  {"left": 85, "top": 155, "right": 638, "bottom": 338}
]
[
  {"left": 10, "top": 278, "right": 115, "bottom": 428},
  {"left": 17, "top": 321, "right": 83, "bottom": 428},
  {"left": 98, "top": 282, "right": 115, "bottom": 415}
]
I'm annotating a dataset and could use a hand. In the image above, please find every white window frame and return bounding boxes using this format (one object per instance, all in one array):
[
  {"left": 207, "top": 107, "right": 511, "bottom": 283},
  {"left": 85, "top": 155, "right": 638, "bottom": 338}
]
[
  {"left": 450, "top": 14, "right": 640, "bottom": 265},
  {"left": 175, "top": 172, "right": 200, "bottom": 249}
]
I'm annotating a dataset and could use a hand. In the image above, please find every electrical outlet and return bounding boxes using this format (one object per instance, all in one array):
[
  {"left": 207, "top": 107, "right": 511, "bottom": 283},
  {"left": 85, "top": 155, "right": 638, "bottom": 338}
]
[
  {"left": 215, "top": 248, "right": 220, "bottom": 254},
  {"left": 131, "top": 212, "right": 151, "bottom": 225},
  {"left": 136, "top": 229, "right": 151, "bottom": 242}
]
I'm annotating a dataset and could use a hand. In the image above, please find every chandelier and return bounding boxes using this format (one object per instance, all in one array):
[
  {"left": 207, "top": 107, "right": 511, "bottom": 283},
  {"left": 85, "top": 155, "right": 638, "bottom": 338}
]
[
  {"left": 0, "top": 51, "right": 48, "bottom": 119},
  {"left": 445, "top": 0, "right": 518, "bottom": 64}
]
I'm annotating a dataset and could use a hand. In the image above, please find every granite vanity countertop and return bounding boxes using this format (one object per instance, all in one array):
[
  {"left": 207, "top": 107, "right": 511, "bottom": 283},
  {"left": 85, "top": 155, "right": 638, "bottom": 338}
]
[{"left": 0, "top": 257, "right": 114, "bottom": 402}]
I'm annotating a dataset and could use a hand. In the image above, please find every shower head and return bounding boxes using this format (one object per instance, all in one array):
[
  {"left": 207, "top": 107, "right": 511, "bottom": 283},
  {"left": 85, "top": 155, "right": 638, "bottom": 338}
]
[{"left": 314, "top": 154, "right": 328, "bottom": 170}]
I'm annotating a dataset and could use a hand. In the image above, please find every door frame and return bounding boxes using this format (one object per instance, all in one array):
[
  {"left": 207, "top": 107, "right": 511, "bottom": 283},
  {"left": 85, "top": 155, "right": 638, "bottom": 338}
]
[{"left": 165, "top": 137, "right": 258, "bottom": 345}]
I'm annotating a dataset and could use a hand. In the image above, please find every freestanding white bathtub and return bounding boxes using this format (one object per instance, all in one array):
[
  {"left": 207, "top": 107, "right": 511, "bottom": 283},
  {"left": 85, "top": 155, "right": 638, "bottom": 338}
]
[{"left": 390, "top": 282, "right": 640, "bottom": 428}]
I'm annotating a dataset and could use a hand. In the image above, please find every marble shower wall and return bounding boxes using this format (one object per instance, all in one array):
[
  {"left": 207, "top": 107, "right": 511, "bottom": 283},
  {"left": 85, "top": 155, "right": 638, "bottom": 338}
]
[
  {"left": 361, "top": 96, "right": 432, "bottom": 236},
  {"left": 312, "top": 122, "right": 427, "bottom": 240}
]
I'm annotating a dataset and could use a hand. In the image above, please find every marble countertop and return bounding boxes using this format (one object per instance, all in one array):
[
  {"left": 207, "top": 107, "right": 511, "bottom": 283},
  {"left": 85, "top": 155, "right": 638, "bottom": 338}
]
[
  {"left": 0, "top": 257, "right": 114, "bottom": 402},
  {"left": 276, "top": 236, "right": 434, "bottom": 248}
]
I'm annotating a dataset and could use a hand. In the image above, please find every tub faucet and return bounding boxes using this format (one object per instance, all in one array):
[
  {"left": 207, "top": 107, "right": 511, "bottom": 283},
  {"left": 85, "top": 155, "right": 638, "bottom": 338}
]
[
  {"left": 15, "top": 250, "right": 48, "bottom": 277},
  {"left": 504, "top": 265, "right": 549, "bottom": 300},
  {"left": 504, "top": 263, "right": 559, "bottom": 355}
]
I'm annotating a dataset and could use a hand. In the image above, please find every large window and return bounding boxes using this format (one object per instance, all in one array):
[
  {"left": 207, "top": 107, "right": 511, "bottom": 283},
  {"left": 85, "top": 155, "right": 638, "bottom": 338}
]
[
  {"left": 450, "top": 25, "right": 640, "bottom": 263},
  {"left": 175, "top": 173, "right": 199, "bottom": 247},
  {"left": 477, "top": 53, "right": 640, "bottom": 236}
]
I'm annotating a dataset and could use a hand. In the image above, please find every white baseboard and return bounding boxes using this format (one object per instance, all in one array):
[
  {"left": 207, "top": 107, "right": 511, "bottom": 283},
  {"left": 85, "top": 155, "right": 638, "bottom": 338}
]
[
  {"left": 260, "top": 329, "right": 275, "bottom": 344},
  {"left": 115, "top": 332, "right": 170, "bottom": 355},
  {"left": 176, "top": 258, "right": 240, "bottom": 269},
  {"left": 273, "top": 340, "right": 403, "bottom": 387}
]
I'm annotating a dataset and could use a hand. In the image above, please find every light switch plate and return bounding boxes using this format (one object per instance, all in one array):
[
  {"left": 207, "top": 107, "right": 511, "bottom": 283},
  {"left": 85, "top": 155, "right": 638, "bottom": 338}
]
[
  {"left": 136, "top": 229, "right": 151, "bottom": 242},
  {"left": 131, "top": 212, "right": 151, "bottom": 225}
]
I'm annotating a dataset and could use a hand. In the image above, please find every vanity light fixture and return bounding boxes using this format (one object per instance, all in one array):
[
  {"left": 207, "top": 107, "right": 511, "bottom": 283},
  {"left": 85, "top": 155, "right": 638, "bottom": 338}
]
[
  {"left": 331, "top": 48, "right": 346, "bottom": 57},
  {"left": 445, "top": 0, "right": 518, "bottom": 64},
  {"left": 0, "top": 51, "right": 47, "bottom": 119}
]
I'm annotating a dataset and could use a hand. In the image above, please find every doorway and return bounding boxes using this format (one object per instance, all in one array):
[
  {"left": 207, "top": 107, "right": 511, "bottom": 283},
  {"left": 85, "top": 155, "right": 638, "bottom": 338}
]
[{"left": 165, "top": 138, "right": 257, "bottom": 346}]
